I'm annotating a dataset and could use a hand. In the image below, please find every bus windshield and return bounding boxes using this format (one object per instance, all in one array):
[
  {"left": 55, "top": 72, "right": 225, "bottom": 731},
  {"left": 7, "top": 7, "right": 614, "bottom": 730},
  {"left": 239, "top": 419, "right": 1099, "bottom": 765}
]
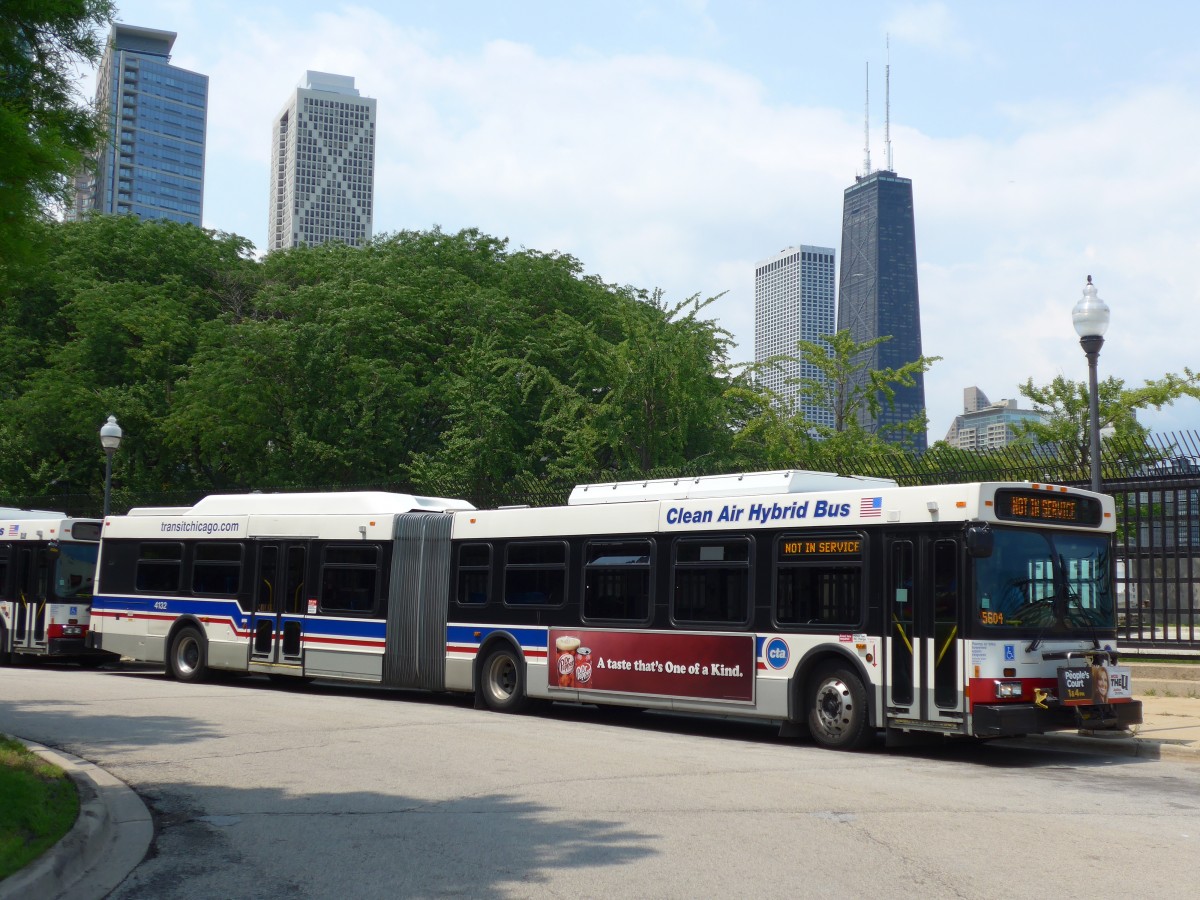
[
  {"left": 973, "top": 527, "right": 1113, "bottom": 631},
  {"left": 53, "top": 542, "right": 99, "bottom": 600}
]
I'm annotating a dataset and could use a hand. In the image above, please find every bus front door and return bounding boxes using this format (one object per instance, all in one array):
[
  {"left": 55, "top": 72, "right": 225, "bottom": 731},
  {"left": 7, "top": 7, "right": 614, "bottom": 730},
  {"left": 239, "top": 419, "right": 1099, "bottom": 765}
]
[
  {"left": 886, "top": 537, "right": 966, "bottom": 734},
  {"left": 12, "top": 548, "right": 50, "bottom": 656},
  {"left": 249, "top": 544, "right": 307, "bottom": 672}
]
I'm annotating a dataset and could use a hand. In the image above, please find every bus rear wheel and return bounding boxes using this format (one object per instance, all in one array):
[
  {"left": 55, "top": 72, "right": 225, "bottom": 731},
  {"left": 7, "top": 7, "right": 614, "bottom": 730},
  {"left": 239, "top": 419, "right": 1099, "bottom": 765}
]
[
  {"left": 168, "top": 626, "right": 209, "bottom": 683},
  {"left": 807, "top": 663, "right": 873, "bottom": 751},
  {"left": 479, "top": 646, "right": 529, "bottom": 713},
  {"left": 0, "top": 625, "right": 10, "bottom": 667}
]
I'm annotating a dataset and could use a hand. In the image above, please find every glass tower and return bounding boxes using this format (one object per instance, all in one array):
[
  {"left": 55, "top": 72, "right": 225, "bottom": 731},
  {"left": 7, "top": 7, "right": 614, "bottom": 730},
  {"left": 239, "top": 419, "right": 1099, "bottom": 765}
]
[
  {"left": 836, "top": 169, "right": 927, "bottom": 449},
  {"left": 754, "top": 245, "right": 837, "bottom": 426},
  {"left": 269, "top": 72, "right": 376, "bottom": 250},
  {"left": 74, "top": 24, "right": 208, "bottom": 225}
]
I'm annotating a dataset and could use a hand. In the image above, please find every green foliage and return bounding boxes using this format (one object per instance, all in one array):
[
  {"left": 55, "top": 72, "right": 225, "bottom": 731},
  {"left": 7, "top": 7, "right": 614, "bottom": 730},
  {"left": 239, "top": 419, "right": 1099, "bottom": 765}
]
[
  {"left": 1015, "top": 370, "right": 1200, "bottom": 475},
  {"left": 0, "top": 219, "right": 748, "bottom": 508},
  {"left": 732, "top": 329, "right": 940, "bottom": 469},
  {"left": 0, "top": 1, "right": 115, "bottom": 269}
]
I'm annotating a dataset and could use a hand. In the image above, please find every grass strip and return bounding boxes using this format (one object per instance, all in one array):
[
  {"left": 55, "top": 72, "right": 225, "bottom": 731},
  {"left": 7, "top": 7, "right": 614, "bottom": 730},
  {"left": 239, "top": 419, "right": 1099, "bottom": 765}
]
[{"left": 0, "top": 736, "right": 79, "bottom": 881}]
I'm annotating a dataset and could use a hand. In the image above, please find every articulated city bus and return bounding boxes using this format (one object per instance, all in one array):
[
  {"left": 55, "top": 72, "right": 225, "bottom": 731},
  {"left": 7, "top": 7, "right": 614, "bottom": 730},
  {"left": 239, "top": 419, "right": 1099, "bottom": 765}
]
[
  {"left": 0, "top": 509, "right": 111, "bottom": 666},
  {"left": 88, "top": 471, "right": 1141, "bottom": 749}
]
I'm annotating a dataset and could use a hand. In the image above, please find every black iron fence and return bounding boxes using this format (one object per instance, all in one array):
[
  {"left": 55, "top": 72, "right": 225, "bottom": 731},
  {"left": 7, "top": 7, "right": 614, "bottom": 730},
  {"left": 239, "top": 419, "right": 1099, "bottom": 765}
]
[{"left": 6, "top": 431, "right": 1199, "bottom": 652}]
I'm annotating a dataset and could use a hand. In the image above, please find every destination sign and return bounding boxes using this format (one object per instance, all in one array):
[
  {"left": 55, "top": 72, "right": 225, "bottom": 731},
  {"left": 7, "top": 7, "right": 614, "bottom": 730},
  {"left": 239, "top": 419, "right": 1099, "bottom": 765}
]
[
  {"left": 779, "top": 534, "right": 863, "bottom": 560},
  {"left": 993, "top": 489, "right": 1103, "bottom": 527}
]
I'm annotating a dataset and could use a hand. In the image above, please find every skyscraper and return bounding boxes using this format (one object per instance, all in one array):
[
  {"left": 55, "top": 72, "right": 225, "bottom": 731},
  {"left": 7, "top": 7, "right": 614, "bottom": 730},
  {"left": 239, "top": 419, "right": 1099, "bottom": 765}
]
[
  {"left": 754, "top": 246, "right": 837, "bottom": 426},
  {"left": 268, "top": 72, "right": 376, "bottom": 251},
  {"left": 73, "top": 24, "right": 208, "bottom": 225},
  {"left": 836, "top": 168, "right": 927, "bottom": 448}
]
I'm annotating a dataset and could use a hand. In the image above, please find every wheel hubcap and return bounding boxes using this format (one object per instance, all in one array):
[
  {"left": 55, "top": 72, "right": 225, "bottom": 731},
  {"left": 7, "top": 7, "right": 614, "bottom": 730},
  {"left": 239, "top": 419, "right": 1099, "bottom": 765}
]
[{"left": 815, "top": 677, "right": 852, "bottom": 738}]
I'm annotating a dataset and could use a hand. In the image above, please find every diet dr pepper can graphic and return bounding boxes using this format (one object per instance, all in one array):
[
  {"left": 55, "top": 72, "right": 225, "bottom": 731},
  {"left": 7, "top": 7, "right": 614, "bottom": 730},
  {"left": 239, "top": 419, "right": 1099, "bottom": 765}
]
[
  {"left": 556, "top": 636, "right": 581, "bottom": 687},
  {"left": 574, "top": 647, "right": 592, "bottom": 685}
]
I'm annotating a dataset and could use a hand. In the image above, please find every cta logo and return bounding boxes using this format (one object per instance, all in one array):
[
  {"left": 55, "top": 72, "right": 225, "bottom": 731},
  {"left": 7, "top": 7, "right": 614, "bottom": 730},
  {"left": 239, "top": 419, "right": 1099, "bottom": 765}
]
[{"left": 764, "top": 637, "right": 790, "bottom": 670}]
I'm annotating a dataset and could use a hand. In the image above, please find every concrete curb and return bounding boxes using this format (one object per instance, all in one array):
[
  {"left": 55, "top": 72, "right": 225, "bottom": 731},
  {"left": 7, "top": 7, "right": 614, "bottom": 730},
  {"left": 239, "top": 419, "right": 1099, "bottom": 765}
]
[{"left": 0, "top": 738, "right": 152, "bottom": 900}]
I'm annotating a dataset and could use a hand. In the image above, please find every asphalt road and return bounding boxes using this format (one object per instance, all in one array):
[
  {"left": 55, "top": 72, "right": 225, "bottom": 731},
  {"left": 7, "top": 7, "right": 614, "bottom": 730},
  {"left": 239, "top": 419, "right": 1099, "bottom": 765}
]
[{"left": 3, "top": 664, "right": 1199, "bottom": 899}]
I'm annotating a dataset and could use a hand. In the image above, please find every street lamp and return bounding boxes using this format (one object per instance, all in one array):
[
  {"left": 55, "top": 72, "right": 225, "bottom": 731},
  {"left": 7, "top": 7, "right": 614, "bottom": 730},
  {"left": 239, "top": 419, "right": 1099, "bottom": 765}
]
[
  {"left": 100, "top": 415, "right": 123, "bottom": 518},
  {"left": 1072, "top": 276, "right": 1110, "bottom": 493}
]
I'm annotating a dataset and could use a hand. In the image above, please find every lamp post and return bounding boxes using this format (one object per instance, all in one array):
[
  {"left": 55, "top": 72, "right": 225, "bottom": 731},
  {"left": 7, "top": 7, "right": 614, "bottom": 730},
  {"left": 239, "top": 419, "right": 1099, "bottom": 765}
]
[
  {"left": 100, "top": 415, "right": 123, "bottom": 518},
  {"left": 1072, "top": 276, "right": 1110, "bottom": 493}
]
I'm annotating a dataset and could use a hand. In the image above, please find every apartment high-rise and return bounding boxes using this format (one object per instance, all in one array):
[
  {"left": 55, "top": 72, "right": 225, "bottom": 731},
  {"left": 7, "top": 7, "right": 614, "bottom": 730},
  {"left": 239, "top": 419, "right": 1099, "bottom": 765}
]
[
  {"left": 944, "top": 387, "right": 1046, "bottom": 451},
  {"left": 269, "top": 72, "right": 376, "bottom": 251},
  {"left": 73, "top": 24, "right": 208, "bottom": 225},
  {"left": 754, "top": 245, "right": 837, "bottom": 426},
  {"left": 836, "top": 168, "right": 927, "bottom": 449}
]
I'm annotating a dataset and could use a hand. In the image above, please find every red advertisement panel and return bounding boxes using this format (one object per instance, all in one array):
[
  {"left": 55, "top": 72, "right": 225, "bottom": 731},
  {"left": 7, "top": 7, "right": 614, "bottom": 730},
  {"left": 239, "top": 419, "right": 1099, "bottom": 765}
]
[{"left": 548, "top": 629, "right": 755, "bottom": 702}]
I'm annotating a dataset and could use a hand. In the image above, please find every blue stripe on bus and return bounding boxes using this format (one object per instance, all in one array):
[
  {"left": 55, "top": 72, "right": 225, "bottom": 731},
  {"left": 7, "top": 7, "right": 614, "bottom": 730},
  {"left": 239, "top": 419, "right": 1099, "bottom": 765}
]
[{"left": 446, "top": 624, "right": 549, "bottom": 649}]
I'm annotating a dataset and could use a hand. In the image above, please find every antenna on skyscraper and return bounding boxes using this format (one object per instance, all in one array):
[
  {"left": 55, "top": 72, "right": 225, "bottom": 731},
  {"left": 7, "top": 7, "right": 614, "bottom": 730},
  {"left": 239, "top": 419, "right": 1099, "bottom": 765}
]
[
  {"left": 862, "top": 62, "right": 871, "bottom": 176},
  {"left": 885, "top": 35, "right": 893, "bottom": 172}
]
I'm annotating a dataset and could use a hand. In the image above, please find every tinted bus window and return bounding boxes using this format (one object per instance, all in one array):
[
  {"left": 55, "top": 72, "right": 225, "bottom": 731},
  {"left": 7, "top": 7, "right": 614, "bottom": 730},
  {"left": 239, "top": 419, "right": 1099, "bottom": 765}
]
[
  {"left": 504, "top": 541, "right": 567, "bottom": 607},
  {"left": 136, "top": 543, "right": 183, "bottom": 593},
  {"left": 320, "top": 544, "right": 380, "bottom": 613},
  {"left": 775, "top": 533, "right": 864, "bottom": 627},
  {"left": 456, "top": 542, "right": 491, "bottom": 606},
  {"left": 192, "top": 542, "right": 243, "bottom": 595},
  {"left": 673, "top": 537, "right": 751, "bottom": 624},
  {"left": 583, "top": 540, "right": 651, "bottom": 621}
]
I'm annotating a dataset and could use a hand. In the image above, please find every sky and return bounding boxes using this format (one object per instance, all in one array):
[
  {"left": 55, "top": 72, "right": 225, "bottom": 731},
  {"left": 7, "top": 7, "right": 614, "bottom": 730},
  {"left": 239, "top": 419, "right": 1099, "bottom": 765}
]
[{"left": 88, "top": 0, "right": 1200, "bottom": 444}]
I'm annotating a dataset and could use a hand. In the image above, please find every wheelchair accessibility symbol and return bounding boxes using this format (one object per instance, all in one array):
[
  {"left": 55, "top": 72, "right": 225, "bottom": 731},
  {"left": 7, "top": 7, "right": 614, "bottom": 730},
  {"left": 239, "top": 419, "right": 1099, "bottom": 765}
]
[{"left": 1004, "top": 645, "right": 1016, "bottom": 661}]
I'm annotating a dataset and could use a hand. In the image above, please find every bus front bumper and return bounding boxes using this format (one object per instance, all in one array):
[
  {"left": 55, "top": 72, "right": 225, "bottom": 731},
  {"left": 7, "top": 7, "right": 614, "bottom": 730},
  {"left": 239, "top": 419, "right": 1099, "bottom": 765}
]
[{"left": 972, "top": 700, "right": 1143, "bottom": 738}]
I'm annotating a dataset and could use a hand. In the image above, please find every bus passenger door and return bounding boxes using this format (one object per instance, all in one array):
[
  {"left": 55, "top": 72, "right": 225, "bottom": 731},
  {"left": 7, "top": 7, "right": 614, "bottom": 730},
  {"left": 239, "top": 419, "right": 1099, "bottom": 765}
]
[
  {"left": 249, "top": 543, "right": 307, "bottom": 669},
  {"left": 13, "top": 548, "right": 50, "bottom": 655},
  {"left": 886, "top": 538, "right": 966, "bottom": 732}
]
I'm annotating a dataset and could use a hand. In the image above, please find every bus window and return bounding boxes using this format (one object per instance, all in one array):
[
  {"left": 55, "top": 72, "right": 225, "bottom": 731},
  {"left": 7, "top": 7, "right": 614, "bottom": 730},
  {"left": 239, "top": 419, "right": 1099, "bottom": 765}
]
[
  {"left": 192, "top": 542, "right": 243, "bottom": 596},
  {"left": 775, "top": 532, "right": 864, "bottom": 627},
  {"left": 583, "top": 540, "right": 651, "bottom": 622},
  {"left": 455, "top": 543, "right": 491, "bottom": 606},
  {"left": 320, "top": 545, "right": 380, "bottom": 614},
  {"left": 53, "top": 542, "right": 98, "bottom": 600},
  {"left": 503, "top": 541, "right": 567, "bottom": 607},
  {"left": 136, "top": 543, "right": 183, "bottom": 593},
  {"left": 672, "top": 537, "right": 751, "bottom": 625}
]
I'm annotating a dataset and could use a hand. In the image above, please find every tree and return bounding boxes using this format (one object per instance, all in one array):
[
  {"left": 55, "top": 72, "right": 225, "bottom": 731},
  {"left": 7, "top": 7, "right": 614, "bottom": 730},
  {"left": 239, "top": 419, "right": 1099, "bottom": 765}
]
[
  {"left": 0, "top": 1, "right": 115, "bottom": 267},
  {"left": 733, "top": 330, "right": 940, "bottom": 470},
  {"left": 1015, "top": 370, "right": 1200, "bottom": 476}
]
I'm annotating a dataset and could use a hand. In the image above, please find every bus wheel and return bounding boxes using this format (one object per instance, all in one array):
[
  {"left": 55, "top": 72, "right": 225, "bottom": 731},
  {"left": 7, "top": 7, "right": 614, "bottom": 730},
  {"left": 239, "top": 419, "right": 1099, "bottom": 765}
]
[
  {"left": 0, "top": 625, "right": 10, "bottom": 667},
  {"left": 807, "top": 663, "right": 873, "bottom": 751},
  {"left": 479, "top": 646, "right": 529, "bottom": 713},
  {"left": 168, "top": 626, "right": 209, "bottom": 683}
]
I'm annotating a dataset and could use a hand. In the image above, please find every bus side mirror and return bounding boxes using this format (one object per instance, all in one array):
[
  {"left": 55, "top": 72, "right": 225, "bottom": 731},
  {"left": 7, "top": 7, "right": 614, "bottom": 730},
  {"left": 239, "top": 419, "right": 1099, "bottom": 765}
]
[{"left": 965, "top": 523, "right": 993, "bottom": 558}]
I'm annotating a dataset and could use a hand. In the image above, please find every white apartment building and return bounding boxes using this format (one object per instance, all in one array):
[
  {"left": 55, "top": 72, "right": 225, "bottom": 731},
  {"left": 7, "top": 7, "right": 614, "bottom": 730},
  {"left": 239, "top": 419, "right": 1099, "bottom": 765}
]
[
  {"left": 269, "top": 71, "right": 376, "bottom": 251},
  {"left": 753, "top": 245, "right": 837, "bottom": 427}
]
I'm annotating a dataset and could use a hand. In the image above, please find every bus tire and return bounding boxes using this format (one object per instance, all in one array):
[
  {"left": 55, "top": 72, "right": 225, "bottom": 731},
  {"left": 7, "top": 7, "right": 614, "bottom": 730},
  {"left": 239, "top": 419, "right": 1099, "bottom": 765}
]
[
  {"left": 479, "top": 645, "right": 529, "bottom": 713},
  {"left": 0, "top": 624, "right": 10, "bottom": 667},
  {"left": 168, "top": 626, "right": 209, "bottom": 683},
  {"left": 807, "top": 662, "right": 873, "bottom": 751}
]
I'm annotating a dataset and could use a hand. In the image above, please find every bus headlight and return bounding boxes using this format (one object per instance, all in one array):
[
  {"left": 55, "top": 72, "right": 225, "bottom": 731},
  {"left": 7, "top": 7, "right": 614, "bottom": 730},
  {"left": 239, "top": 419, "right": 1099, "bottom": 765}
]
[{"left": 994, "top": 681, "right": 1023, "bottom": 699}]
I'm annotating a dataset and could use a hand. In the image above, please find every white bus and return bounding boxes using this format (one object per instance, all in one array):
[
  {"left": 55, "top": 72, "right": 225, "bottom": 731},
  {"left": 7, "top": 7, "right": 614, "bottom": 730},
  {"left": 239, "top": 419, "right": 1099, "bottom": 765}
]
[
  {"left": 89, "top": 471, "right": 1141, "bottom": 749},
  {"left": 0, "top": 509, "right": 111, "bottom": 666}
]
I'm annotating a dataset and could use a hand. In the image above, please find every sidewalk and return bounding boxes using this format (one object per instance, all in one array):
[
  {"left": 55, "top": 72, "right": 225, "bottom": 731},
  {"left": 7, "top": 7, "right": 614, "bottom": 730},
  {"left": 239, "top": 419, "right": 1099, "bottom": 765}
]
[{"left": 1015, "top": 695, "right": 1200, "bottom": 760}]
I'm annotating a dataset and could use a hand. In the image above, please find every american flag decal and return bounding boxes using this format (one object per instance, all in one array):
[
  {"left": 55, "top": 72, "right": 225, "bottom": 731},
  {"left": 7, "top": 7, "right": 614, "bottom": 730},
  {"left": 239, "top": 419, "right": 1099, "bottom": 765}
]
[
  {"left": 859, "top": 497, "right": 882, "bottom": 517},
  {"left": 6, "top": 524, "right": 17, "bottom": 536}
]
